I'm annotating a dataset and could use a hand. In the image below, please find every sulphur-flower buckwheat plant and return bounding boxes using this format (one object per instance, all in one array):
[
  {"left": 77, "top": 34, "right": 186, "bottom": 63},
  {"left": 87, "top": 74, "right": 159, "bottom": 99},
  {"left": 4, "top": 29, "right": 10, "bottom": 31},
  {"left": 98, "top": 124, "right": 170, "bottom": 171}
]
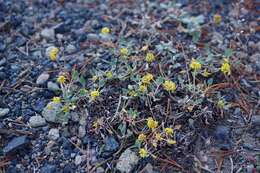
[
  {"left": 213, "top": 14, "right": 222, "bottom": 24},
  {"left": 90, "top": 90, "right": 100, "bottom": 100},
  {"left": 52, "top": 97, "right": 61, "bottom": 104},
  {"left": 147, "top": 117, "right": 158, "bottom": 129},
  {"left": 139, "top": 148, "right": 149, "bottom": 158},
  {"left": 57, "top": 75, "right": 66, "bottom": 84},
  {"left": 145, "top": 52, "right": 155, "bottom": 63},
  {"left": 164, "top": 127, "right": 174, "bottom": 135},
  {"left": 49, "top": 47, "right": 59, "bottom": 61},
  {"left": 163, "top": 80, "right": 176, "bottom": 92},
  {"left": 120, "top": 47, "right": 128, "bottom": 57},
  {"left": 137, "top": 133, "right": 146, "bottom": 142},
  {"left": 220, "top": 59, "right": 231, "bottom": 75},
  {"left": 139, "top": 84, "right": 147, "bottom": 93},
  {"left": 189, "top": 58, "right": 202, "bottom": 71},
  {"left": 167, "top": 139, "right": 177, "bottom": 145},
  {"left": 142, "top": 73, "right": 154, "bottom": 85},
  {"left": 101, "top": 27, "right": 110, "bottom": 35}
]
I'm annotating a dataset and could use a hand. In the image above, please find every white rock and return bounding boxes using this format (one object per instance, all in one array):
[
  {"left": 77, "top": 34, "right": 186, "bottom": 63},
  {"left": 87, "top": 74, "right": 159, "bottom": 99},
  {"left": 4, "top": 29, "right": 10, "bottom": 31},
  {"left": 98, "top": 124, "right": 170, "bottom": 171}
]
[
  {"left": 0, "top": 108, "right": 9, "bottom": 117},
  {"left": 41, "top": 28, "right": 55, "bottom": 40},
  {"left": 29, "top": 116, "right": 46, "bottom": 127},
  {"left": 36, "top": 73, "right": 50, "bottom": 85},
  {"left": 116, "top": 148, "right": 139, "bottom": 173},
  {"left": 48, "top": 128, "right": 60, "bottom": 140},
  {"left": 75, "top": 155, "right": 82, "bottom": 165},
  {"left": 65, "top": 44, "right": 77, "bottom": 54},
  {"left": 42, "top": 102, "right": 62, "bottom": 123}
]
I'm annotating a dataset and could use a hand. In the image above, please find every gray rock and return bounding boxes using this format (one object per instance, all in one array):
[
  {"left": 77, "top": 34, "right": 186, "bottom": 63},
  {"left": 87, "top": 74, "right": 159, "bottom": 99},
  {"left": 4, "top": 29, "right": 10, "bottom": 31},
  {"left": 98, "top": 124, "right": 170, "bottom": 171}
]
[
  {"left": 0, "top": 108, "right": 9, "bottom": 117},
  {"left": 3, "top": 136, "right": 29, "bottom": 154},
  {"left": 96, "top": 167, "right": 105, "bottom": 173},
  {"left": 87, "top": 33, "right": 99, "bottom": 41},
  {"left": 78, "top": 126, "right": 86, "bottom": 138},
  {"left": 36, "top": 73, "right": 50, "bottom": 85},
  {"left": 257, "top": 41, "right": 260, "bottom": 52},
  {"left": 48, "top": 128, "right": 60, "bottom": 140},
  {"left": 250, "top": 53, "right": 260, "bottom": 63},
  {"left": 256, "top": 132, "right": 260, "bottom": 139},
  {"left": 70, "top": 112, "right": 79, "bottom": 122},
  {"left": 47, "top": 81, "right": 60, "bottom": 92},
  {"left": 142, "top": 163, "right": 155, "bottom": 173},
  {"left": 236, "top": 51, "right": 247, "bottom": 59},
  {"left": 104, "top": 136, "right": 119, "bottom": 153},
  {"left": 42, "top": 101, "right": 62, "bottom": 123},
  {"left": 41, "top": 164, "right": 56, "bottom": 173},
  {"left": 213, "top": 125, "right": 232, "bottom": 150},
  {"left": 116, "top": 148, "right": 139, "bottom": 173},
  {"left": 251, "top": 115, "right": 260, "bottom": 126},
  {"left": 75, "top": 155, "right": 82, "bottom": 165},
  {"left": 211, "top": 32, "right": 223, "bottom": 45},
  {"left": 65, "top": 44, "right": 77, "bottom": 54},
  {"left": 41, "top": 28, "right": 55, "bottom": 40},
  {"left": 246, "top": 164, "right": 254, "bottom": 173},
  {"left": 29, "top": 115, "right": 46, "bottom": 127},
  {"left": 0, "top": 58, "right": 6, "bottom": 66}
]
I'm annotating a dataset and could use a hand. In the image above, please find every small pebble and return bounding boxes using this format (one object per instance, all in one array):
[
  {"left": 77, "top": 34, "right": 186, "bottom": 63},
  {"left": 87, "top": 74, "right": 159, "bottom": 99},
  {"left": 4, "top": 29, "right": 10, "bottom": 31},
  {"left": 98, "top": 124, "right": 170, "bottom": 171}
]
[{"left": 48, "top": 128, "right": 60, "bottom": 141}]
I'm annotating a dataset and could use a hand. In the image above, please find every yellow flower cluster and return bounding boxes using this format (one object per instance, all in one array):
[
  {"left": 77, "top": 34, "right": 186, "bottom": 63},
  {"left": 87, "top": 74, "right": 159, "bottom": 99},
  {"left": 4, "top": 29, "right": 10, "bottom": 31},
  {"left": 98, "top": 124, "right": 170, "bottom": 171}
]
[
  {"left": 220, "top": 59, "right": 231, "bottom": 75},
  {"left": 52, "top": 97, "right": 61, "bottom": 103},
  {"left": 139, "top": 84, "right": 147, "bottom": 93},
  {"left": 57, "top": 75, "right": 66, "bottom": 84},
  {"left": 142, "top": 73, "right": 153, "bottom": 84},
  {"left": 106, "top": 71, "right": 113, "bottom": 79},
  {"left": 167, "top": 139, "right": 177, "bottom": 145},
  {"left": 213, "top": 14, "right": 222, "bottom": 24},
  {"left": 147, "top": 117, "right": 158, "bottom": 129},
  {"left": 101, "top": 27, "right": 110, "bottom": 35},
  {"left": 90, "top": 90, "right": 100, "bottom": 100},
  {"left": 163, "top": 80, "right": 176, "bottom": 92},
  {"left": 164, "top": 127, "right": 174, "bottom": 135},
  {"left": 49, "top": 47, "right": 59, "bottom": 61},
  {"left": 145, "top": 52, "right": 155, "bottom": 63},
  {"left": 189, "top": 58, "right": 202, "bottom": 71},
  {"left": 137, "top": 133, "right": 146, "bottom": 142},
  {"left": 139, "top": 148, "right": 149, "bottom": 158},
  {"left": 120, "top": 47, "right": 128, "bottom": 56}
]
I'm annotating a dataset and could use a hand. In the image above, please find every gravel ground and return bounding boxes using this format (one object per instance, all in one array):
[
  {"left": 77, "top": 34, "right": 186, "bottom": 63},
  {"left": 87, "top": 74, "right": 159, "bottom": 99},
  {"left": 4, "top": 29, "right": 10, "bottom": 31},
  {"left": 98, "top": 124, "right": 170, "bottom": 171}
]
[{"left": 0, "top": 0, "right": 259, "bottom": 173}]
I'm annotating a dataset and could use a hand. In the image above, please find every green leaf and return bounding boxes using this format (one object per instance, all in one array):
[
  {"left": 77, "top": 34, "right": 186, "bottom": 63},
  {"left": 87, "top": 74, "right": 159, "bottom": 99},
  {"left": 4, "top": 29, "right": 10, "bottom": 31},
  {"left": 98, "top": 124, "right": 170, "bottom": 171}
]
[
  {"left": 207, "top": 78, "right": 213, "bottom": 85},
  {"left": 224, "top": 48, "right": 233, "bottom": 58},
  {"left": 72, "top": 70, "right": 79, "bottom": 81},
  {"left": 118, "top": 122, "right": 126, "bottom": 136}
]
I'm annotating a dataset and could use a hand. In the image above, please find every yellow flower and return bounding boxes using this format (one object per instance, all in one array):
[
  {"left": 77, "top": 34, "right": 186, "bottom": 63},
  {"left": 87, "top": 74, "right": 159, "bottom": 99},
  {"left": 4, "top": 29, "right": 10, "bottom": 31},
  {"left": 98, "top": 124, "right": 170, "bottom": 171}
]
[
  {"left": 139, "top": 84, "right": 147, "bottom": 93},
  {"left": 52, "top": 97, "right": 61, "bottom": 103},
  {"left": 167, "top": 139, "right": 177, "bottom": 145},
  {"left": 147, "top": 117, "right": 158, "bottom": 129},
  {"left": 92, "top": 75, "right": 99, "bottom": 82},
  {"left": 213, "top": 14, "right": 222, "bottom": 24},
  {"left": 90, "top": 90, "right": 100, "bottom": 100},
  {"left": 202, "top": 69, "right": 211, "bottom": 77},
  {"left": 105, "top": 71, "right": 113, "bottom": 79},
  {"left": 220, "top": 60, "right": 231, "bottom": 75},
  {"left": 163, "top": 80, "right": 176, "bottom": 92},
  {"left": 142, "top": 73, "right": 153, "bottom": 84},
  {"left": 155, "top": 133, "right": 163, "bottom": 141},
  {"left": 145, "top": 52, "right": 155, "bottom": 63},
  {"left": 49, "top": 47, "right": 59, "bottom": 61},
  {"left": 189, "top": 58, "right": 202, "bottom": 71},
  {"left": 57, "top": 75, "right": 66, "bottom": 84},
  {"left": 139, "top": 148, "right": 149, "bottom": 158},
  {"left": 129, "top": 90, "right": 137, "bottom": 97},
  {"left": 137, "top": 133, "right": 146, "bottom": 142},
  {"left": 101, "top": 27, "right": 110, "bottom": 34},
  {"left": 47, "top": 105, "right": 53, "bottom": 110},
  {"left": 120, "top": 47, "right": 128, "bottom": 56},
  {"left": 164, "top": 127, "right": 174, "bottom": 135},
  {"left": 217, "top": 99, "right": 225, "bottom": 109},
  {"left": 62, "top": 105, "right": 69, "bottom": 113}
]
